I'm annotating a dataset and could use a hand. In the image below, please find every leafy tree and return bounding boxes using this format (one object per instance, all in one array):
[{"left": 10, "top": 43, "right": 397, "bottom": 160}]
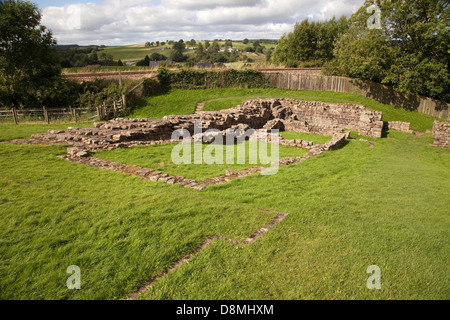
[
  {"left": 172, "top": 39, "right": 185, "bottom": 51},
  {"left": 145, "top": 42, "right": 151, "bottom": 47},
  {"left": 204, "top": 40, "right": 210, "bottom": 49},
  {"left": 149, "top": 52, "right": 167, "bottom": 61},
  {"left": 243, "top": 38, "right": 249, "bottom": 44},
  {"left": 117, "top": 59, "right": 123, "bottom": 66},
  {"left": 324, "top": 0, "right": 449, "bottom": 102},
  {"left": 0, "top": 0, "right": 62, "bottom": 109},
  {"left": 271, "top": 16, "right": 349, "bottom": 67},
  {"left": 211, "top": 41, "right": 220, "bottom": 52},
  {"left": 195, "top": 42, "right": 206, "bottom": 60}
]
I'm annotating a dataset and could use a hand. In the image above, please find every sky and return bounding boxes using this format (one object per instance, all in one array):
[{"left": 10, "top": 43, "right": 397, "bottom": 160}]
[{"left": 31, "top": 0, "right": 365, "bottom": 46}]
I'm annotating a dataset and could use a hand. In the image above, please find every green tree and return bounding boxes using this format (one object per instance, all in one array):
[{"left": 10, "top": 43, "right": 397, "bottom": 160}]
[
  {"left": 0, "top": 0, "right": 62, "bottom": 109},
  {"left": 324, "top": 0, "right": 449, "bottom": 102},
  {"left": 271, "top": 17, "right": 349, "bottom": 67},
  {"left": 195, "top": 42, "right": 206, "bottom": 60},
  {"left": 243, "top": 38, "right": 249, "bottom": 44},
  {"left": 117, "top": 59, "right": 123, "bottom": 66}
]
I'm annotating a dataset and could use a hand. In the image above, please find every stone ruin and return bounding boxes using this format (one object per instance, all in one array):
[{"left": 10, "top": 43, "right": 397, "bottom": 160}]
[
  {"left": 432, "top": 121, "right": 450, "bottom": 148},
  {"left": 3, "top": 98, "right": 409, "bottom": 189}
]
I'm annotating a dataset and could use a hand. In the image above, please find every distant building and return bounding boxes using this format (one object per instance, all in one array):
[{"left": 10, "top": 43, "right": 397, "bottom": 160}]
[
  {"left": 149, "top": 60, "right": 172, "bottom": 67},
  {"left": 197, "top": 62, "right": 212, "bottom": 69},
  {"left": 219, "top": 46, "right": 238, "bottom": 53},
  {"left": 125, "top": 60, "right": 139, "bottom": 66}
]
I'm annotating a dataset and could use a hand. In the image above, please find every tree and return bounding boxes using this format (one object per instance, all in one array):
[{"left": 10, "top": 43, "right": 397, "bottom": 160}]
[
  {"left": 0, "top": 0, "right": 62, "bottom": 109},
  {"left": 324, "top": 0, "right": 449, "bottom": 102},
  {"left": 145, "top": 42, "right": 151, "bottom": 47},
  {"left": 271, "top": 16, "right": 349, "bottom": 67},
  {"left": 195, "top": 42, "right": 206, "bottom": 60},
  {"left": 243, "top": 38, "right": 249, "bottom": 44},
  {"left": 117, "top": 59, "right": 123, "bottom": 66}
]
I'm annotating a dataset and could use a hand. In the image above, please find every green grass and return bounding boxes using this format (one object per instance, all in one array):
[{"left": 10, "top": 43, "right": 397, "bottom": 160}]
[
  {"left": 140, "top": 131, "right": 450, "bottom": 300},
  {"left": 0, "top": 144, "right": 276, "bottom": 299},
  {"left": 95, "top": 141, "right": 309, "bottom": 181},
  {"left": 132, "top": 88, "right": 443, "bottom": 132},
  {"left": 0, "top": 89, "right": 449, "bottom": 300},
  {"left": 280, "top": 132, "right": 332, "bottom": 145},
  {"left": 0, "top": 122, "right": 94, "bottom": 142}
]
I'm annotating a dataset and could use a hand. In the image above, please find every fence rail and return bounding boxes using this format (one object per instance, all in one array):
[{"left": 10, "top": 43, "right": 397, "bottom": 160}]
[
  {"left": 1, "top": 95, "right": 126, "bottom": 124},
  {"left": 262, "top": 72, "right": 450, "bottom": 120}
]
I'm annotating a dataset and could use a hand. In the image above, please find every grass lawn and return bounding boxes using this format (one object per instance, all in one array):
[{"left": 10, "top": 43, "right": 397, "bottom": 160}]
[
  {"left": 280, "top": 132, "right": 332, "bottom": 145},
  {"left": 0, "top": 122, "right": 94, "bottom": 142},
  {"left": 0, "top": 89, "right": 448, "bottom": 300},
  {"left": 132, "top": 88, "right": 442, "bottom": 132},
  {"left": 95, "top": 141, "right": 309, "bottom": 181}
]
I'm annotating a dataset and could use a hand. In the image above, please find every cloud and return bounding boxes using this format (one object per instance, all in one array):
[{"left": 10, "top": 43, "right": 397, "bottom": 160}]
[{"left": 40, "top": 0, "right": 365, "bottom": 45}]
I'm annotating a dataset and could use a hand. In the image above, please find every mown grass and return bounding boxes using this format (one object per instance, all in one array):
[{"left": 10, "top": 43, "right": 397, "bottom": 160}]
[
  {"left": 280, "top": 132, "right": 332, "bottom": 144},
  {"left": 0, "top": 144, "right": 276, "bottom": 299},
  {"left": 0, "top": 122, "right": 94, "bottom": 142},
  {"left": 0, "top": 89, "right": 448, "bottom": 300},
  {"left": 140, "top": 131, "right": 450, "bottom": 300},
  {"left": 95, "top": 141, "right": 309, "bottom": 181},
  {"left": 132, "top": 88, "right": 443, "bottom": 132}
]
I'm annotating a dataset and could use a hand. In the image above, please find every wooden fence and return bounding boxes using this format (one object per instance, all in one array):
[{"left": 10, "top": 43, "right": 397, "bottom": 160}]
[
  {"left": 95, "top": 96, "right": 126, "bottom": 121},
  {"left": 0, "top": 107, "right": 93, "bottom": 124},
  {"left": 263, "top": 72, "right": 450, "bottom": 120},
  {"left": 0, "top": 95, "right": 126, "bottom": 124}
]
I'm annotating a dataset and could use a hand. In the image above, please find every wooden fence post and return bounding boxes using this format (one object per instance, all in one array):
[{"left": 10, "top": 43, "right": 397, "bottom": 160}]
[
  {"left": 12, "top": 107, "right": 18, "bottom": 124},
  {"left": 43, "top": 107, "right": 49, "bottom": 124},
  {"left": 73, "top": 108, "right": 78, "bottom": 123},
  {"left": 122, "top": 94, "right": 126, "bottom": 111},
  {"left": 96, "top": 106, "right": 101, "bottom": 120},
  {"left": 113, "top": 101, "right": 117, "bottom": 118}
]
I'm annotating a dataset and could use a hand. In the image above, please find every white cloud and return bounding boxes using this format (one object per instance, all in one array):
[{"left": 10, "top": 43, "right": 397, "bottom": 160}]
[{"left": 40, "top": 0, "right": 365, "bottom": 45}]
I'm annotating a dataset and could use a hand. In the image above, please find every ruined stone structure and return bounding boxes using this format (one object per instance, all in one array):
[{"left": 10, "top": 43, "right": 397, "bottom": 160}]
[
  {"left": 432, "top": 121, "right": 450, "bottom": 148},
  {"left": 384, "top": 121, "right": 412, "bottom": 133},
  {"left": 3, "top": 98, "right": 394, "bottom": 189}
]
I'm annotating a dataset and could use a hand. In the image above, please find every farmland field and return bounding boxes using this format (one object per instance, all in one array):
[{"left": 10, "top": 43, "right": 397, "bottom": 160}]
[{"left": 0, "top": 89, "right": 448, "bottom": 300}]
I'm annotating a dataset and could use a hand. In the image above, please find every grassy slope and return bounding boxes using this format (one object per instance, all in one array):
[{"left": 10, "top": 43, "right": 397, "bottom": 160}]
[{"left": 132, "top": 88, "right": 442, "bottom": 132}]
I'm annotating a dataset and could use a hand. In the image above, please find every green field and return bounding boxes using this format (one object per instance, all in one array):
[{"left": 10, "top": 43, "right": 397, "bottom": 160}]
[{"left": 0, "top": 89, "right": 449, "bottom": 300}]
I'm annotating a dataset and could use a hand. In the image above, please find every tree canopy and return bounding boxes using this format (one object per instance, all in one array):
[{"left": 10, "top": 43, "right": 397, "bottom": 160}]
[
  {"left": 0, "top": 0, "right": 63, "bottom": 109},
  {"left": 271, "top": 16, "right": 349, "bottom": 67},
  {"left": 323, "top": 0, "right": 449, "bottom": 102}
]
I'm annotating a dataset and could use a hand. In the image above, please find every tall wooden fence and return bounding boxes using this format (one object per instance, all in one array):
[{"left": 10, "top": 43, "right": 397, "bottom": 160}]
[{"left": 263, "top": 72, "right": 450, "bottom": 120}]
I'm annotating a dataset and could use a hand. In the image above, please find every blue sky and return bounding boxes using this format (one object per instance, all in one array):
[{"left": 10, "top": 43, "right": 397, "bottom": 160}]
[{"left": 33, "top": 0, "right": 365, "bottom": 46}]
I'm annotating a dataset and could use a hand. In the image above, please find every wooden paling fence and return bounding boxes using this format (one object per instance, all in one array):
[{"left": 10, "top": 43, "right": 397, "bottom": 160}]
[
  {"left": 262, "top": 72, "right": 450, "bottom": 120},
  {"left": 0, "top": 107, "right": 92, "bottom": 124},
  {"left": 1, "top": 95, "right": 126, "bottom": 124}
]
